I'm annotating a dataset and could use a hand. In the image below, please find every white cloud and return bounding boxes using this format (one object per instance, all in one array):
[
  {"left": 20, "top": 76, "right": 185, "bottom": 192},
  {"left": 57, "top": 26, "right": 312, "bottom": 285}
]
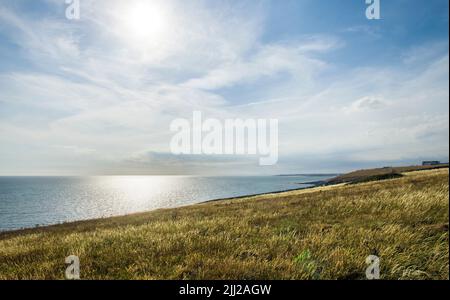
[
  {"left": 182, "top": 40, "right": 335, "bottom": 90},
  {"left": 344, "top": 96, "right": 388, "bottom": 113},
  {"left": 0, "top": 1, "right": 448, "bottom": 175}
]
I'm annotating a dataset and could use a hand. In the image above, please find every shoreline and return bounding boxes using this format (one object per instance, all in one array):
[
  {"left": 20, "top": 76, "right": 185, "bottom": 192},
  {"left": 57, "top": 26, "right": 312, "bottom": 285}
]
[
  {"left": 0, "top": 182, "right": 323, "bottom": 235},
  {"left": 1, "top": 165, "right": 448, "bottom": 235},
  {"left": 1, "top": 167, "right": 447, "bottom": 279}
]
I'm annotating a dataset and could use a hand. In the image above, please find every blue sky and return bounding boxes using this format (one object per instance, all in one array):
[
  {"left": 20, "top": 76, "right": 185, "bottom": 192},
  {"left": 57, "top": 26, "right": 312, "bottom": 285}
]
[{"left": 0, "top": 0, "right": 448, "bottom": 175}]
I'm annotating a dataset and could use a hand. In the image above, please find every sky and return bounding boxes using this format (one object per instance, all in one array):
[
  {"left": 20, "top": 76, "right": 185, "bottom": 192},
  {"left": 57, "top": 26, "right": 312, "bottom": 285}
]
[{"left": 0, "top": 0, "right": 448, "bottom": 175}]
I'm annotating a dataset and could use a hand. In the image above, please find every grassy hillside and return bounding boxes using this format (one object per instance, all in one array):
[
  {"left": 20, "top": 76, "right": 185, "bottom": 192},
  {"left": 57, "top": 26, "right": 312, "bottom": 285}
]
[
  {"left": 0, "top": 168, "right": 448, "bottom": 280},
  {"left": 327, "top": 164, "right": 449, "bottom": 185}
]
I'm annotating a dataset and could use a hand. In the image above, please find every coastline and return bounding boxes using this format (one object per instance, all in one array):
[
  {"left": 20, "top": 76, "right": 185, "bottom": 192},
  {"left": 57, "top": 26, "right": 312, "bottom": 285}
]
[
  {"left": 1, "top": 167, "right": 447, "bottom": 279},
  {"left": 0, "top": 182, "right": 321, "bottom": 236},
  {"left": 2, "top": 165, "right": 448, "bottom": 235}
]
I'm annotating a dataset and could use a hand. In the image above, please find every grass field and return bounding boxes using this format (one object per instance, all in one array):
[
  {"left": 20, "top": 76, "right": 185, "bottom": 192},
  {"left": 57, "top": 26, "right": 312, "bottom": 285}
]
[
  {"left": 326, "top": 164, "right": 449, "bottom": 184},
  {"left": 0, "top": 168, "right": 448, "bottom": 280}
]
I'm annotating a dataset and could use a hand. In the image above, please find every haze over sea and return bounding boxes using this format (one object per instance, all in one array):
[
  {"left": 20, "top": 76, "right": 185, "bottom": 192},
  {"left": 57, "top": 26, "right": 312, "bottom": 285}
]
[{"left": 0, "top": 175, "right": 334, "bottom": 231}]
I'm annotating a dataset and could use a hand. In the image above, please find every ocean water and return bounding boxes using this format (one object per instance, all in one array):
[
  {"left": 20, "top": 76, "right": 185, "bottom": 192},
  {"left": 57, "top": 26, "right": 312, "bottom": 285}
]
[{"left": 0, "top": 175, "right": 332, "bottom": 231}]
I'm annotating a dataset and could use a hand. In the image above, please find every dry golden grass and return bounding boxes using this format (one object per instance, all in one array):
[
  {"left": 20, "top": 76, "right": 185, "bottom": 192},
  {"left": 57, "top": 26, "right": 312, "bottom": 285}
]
[
  {"left": 0, "top": 168, "right": 448, "bottom": 280},
  {"left": 327, "top": 164, "right": 449, "bottom": 184}
]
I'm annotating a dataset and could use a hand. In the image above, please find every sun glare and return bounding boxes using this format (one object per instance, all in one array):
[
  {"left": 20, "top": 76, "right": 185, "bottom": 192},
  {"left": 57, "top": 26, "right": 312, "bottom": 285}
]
[
  {"left": 127, "top": 3, "right": 166, "bottom": 39},
  {"left": 117, "top": 1, "right": 170, "bottom": 45}
]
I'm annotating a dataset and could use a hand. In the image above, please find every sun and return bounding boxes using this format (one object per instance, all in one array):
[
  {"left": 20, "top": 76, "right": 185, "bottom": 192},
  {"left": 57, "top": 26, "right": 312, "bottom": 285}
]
[
  {"left": 113, "top": 0, "right": 171, "bottom": 48},
  {"left": 110, "top": 0, "right": 178, "bottom": 59},
  {"left": 124, "top": 1, "right": 168, "bottom": 40}
]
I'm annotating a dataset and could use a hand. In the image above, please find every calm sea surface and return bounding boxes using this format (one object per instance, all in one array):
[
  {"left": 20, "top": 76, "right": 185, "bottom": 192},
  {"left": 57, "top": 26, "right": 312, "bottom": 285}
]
[{"left": 0, "top": 175, "right": 332, "bottom": 231}]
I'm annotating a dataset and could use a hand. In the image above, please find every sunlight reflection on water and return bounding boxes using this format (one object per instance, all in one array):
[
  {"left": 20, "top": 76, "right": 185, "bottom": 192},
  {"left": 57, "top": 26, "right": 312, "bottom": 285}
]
[{"left": 0, "top": 175, "right": 332, "bottom": 231}]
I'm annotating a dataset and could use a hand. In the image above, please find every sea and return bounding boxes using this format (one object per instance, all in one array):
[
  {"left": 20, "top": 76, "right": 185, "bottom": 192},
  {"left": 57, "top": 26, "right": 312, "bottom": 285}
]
[{"left": 0, "top": 175, "right": 334, "bottom": 231}]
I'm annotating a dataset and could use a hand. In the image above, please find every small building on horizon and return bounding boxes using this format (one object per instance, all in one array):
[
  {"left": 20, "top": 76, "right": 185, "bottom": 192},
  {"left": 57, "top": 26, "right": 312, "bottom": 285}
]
[{"left": 422, "top": 161, "right": 441, "bottom": 166}]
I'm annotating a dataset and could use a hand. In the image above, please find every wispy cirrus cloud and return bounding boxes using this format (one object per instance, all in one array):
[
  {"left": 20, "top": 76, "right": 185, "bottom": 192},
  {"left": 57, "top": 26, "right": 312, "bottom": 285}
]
[{"left": 0, "top": 0, "right": 448, "bottom": 175}]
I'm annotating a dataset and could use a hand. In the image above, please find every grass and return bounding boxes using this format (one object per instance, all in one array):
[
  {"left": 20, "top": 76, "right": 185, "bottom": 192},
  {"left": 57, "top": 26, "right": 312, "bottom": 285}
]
[
  {"left": 327, "top": 164, "right": 449, "bottom": 184},
  {"left": 0, "top": 168, "right": 448, "bottom": 280}
]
